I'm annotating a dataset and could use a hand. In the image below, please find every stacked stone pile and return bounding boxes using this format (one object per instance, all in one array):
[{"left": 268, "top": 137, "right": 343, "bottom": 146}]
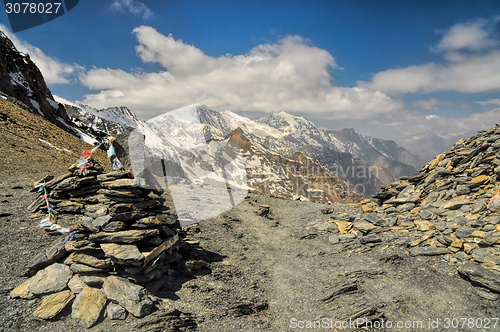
[
  {"left": 308, "top": 126, "right": 500, "bottom": 300},
  {"left": 10, "top": 159, "right": 184, "bottom": 328}
]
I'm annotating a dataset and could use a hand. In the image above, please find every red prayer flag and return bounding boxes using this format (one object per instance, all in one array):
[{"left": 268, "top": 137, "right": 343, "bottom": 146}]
[{"left": 81, "top": 150, "right": 92, "bottom": 158}]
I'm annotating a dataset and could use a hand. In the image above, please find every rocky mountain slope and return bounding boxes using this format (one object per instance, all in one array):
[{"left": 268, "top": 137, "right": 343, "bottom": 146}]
[
  {"left": 0, "top": 98, "right": 108, "bottom": 179},
  {"left": 0, "top": 32, "right": 77, "bottom": 136}
]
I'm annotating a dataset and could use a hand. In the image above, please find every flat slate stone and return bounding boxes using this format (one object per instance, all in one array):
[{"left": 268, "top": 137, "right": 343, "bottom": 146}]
[
  {"left": 385, "top": 196, "right": 420, "bottom": 204},
  {"left": 102, "top": 221, "right": 128, "bottom": 232},
  {"left": 33, "top": 290, "right": 74, "bottom": 320},
  {"left": 100, "top": 243, "right": 145, "bottom": 266},
  {"left": 89, "top": 229, "right": 159, "bottom": 243},
  {"left": 70, "top": 263, "right": 111, "bottom": 274},
  {"left": 410, "top": 247, "right": 450, "bottom": 256},
  {"left": 71, "top": 287, "right": 107, "bottom": 328},
  {"left": 132, "top": 215, "right": 177, "bottom": 228},
  {"left": 471, "top": 248, "right": 500, "bottom": 266},
  {"left": 67, "top": 253, "right": 114, "bottom": 269},
  {"left": 457, "top": 261, "right": 500, "bottom": 293},
  {"left": 143, "top": 234, "right": 179, "bottom": 265},
  {"left": 92, "top": 215, "right": 112, "bottom": 228},
  {"left": 353, "top": 221, "right": 377, "bottom": 234},
  {"left": 97, "top": 171, "right": 132, "bottom": 182},
  {"left": 455, "top": 226, "right": 475, "bottom": 239},
  {"left": 360, "top": 235, "right": 382, "bottom": 244},
  {"left": 363, "top": 213, "right": 388, "bottom": 226},
  {"left": 441, "top": 197, "right": 471, "bottom": 210},
  {"left": 102, "top": 276, "right": 153, "bottom": 318},
  {"left": 101, "top": 178, "right": 139, "bottom": 189},
  {"left": 28, "top": 263, "right": 73, "bottom": 295},
  {"left": 27, "top": 237, "right": 67, "bottom": 275}
]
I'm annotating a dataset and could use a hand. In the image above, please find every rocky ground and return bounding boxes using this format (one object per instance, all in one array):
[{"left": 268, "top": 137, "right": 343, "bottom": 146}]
[{"left": 2, "top": 170, "right": 500, "bottom": 331}]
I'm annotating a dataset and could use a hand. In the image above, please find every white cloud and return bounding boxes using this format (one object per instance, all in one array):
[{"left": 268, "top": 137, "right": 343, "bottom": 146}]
[
  {"left": 435, "top": 20, "right": 499, "bottom": 52},
  {"left": 80, "top": 26, "right": 403, "bottom": 120},
  {"left": 358, "top": 18, "right": 500, "bottom": 95},
  {"left": 0, "top": 25, "right": 82, "bottom": 84},
  {"left": 110, "top": 0, "right": 154, "bottom": 20},
  {"left": 477, "top": 98, "right": 500, "bottom": 105},
  {"left": 412, "top": 98, "right": 451, "bottom": 110}
]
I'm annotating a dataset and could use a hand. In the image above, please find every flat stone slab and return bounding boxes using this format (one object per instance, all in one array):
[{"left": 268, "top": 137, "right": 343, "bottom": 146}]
[
  {"left": 457, "top": 261, "right": 500, "bottom": 293},
  {"left": 28, "top": 263, "right": 73, "bottom": 295},
  {"left": 441, "top": 197, "right": 471, "bottom": 210},
  {"left": 471, "top": 248, "right": 500, "bottom": 266},
  {"left": 101, "top": 178, "right": 139, "bottom": 189},
  {"left": 131, "top": 215, "right": 177, "bottom": 228},
  {"left": 102, "top": 276, "right": 153, "bottom": 318},
  {"left": 410, "top": 247, "right": 450, "bottom": 256},
  {"left": 97, "top": 171, "right": 132, "bottom": 182},
  {"left": 89, "top": 229, "right": 159, "bottom": 243},
  {"left": 100, "top": 243, "right": 145, "bottom": 266},
  {"left": 71, "top": 287, "right": 107, "bottom": 328},
  {"left": 385, "top": 196, "right": 420, "bottom": 204},
  {"left": 10, "top": 279, "right": 34, "bottom": 299},
  {"left": 143, "top": 234, "right": 179, "bottom": 265},
  {"left": 33, "top": 290, "right": 74, "bottom": 320},
  {"left": 65, "top": 252, "right": 114, "bottom": 269},
  {"left": 27, "top": 237, "right": 67, "bottom": 275}
]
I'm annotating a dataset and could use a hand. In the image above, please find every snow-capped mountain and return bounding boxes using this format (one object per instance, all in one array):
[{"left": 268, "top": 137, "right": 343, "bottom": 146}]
[
  {"left": 57, "top": 96, "right": 425, "bottom": 197},
  {"left": 53, "top": 95, "right": 146, "bottom": 144}
]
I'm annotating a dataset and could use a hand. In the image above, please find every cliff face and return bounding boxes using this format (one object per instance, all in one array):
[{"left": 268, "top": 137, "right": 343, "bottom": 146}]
[{"left": 0, "top": 31, "right": 72, "bottom": 130}]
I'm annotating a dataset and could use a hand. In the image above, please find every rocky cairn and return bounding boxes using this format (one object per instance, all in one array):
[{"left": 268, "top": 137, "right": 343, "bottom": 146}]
[{"left": 9, "top": 159, "right": 183, "bottom": 328}]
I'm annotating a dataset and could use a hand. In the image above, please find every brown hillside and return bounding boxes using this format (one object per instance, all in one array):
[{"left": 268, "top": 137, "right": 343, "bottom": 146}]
[{"left": 0, "top": 99, "right": 109, "bottom": 180}]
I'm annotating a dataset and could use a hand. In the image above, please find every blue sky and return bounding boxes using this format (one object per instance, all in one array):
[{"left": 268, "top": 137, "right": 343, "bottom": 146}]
[{"left": 1, "top": 0, "right": 500, "bottom": 145}]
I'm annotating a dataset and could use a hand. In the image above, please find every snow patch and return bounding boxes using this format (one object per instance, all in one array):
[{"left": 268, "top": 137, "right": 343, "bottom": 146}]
[
  {"left": 46, "top": 97, "right": 59, "bottom": 109},
  {"left": 38, "top": 139, "right": 71, "bottom": 153},
  {"left": 9, "top": 72, "right": 32, "bottom": 96},
  {"left": 30, "top": 99, "right": 43, "bottom": 116}
]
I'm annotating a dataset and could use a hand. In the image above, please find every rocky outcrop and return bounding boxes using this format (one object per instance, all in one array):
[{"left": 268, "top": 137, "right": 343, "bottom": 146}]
[{"left": 0, "top": 32, "right": 72, "bottom": 133}]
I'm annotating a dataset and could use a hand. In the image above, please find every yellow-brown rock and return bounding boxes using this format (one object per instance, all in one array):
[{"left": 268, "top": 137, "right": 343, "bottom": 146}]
[
  {"left": 471, "top": 175, "right": 489, "bottom": 184},
  {"left": 33, "top": 290, "right": 74, "bottom": 320},
  {"left": 471, "top": 230, "right": 485, "bottom": 239},
  {"left": 71, "top": 287, "right": 106, "bottom": 328},
  {"left": 9, "top": 279, "right": 34, "bottom": 299},
  {"left": 335, "top": 221, "right": 352, "bottom": 234}
]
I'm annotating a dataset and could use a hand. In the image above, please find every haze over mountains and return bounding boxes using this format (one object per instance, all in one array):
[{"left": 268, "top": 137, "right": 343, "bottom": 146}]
[{"left": 1, "top": 31, "right": 429, "bottom": 200}]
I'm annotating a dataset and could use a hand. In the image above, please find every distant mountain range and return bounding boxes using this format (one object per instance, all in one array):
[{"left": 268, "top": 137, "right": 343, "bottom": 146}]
[{"left": 0, "top": 31, "right": 429, "bottom": 201}]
